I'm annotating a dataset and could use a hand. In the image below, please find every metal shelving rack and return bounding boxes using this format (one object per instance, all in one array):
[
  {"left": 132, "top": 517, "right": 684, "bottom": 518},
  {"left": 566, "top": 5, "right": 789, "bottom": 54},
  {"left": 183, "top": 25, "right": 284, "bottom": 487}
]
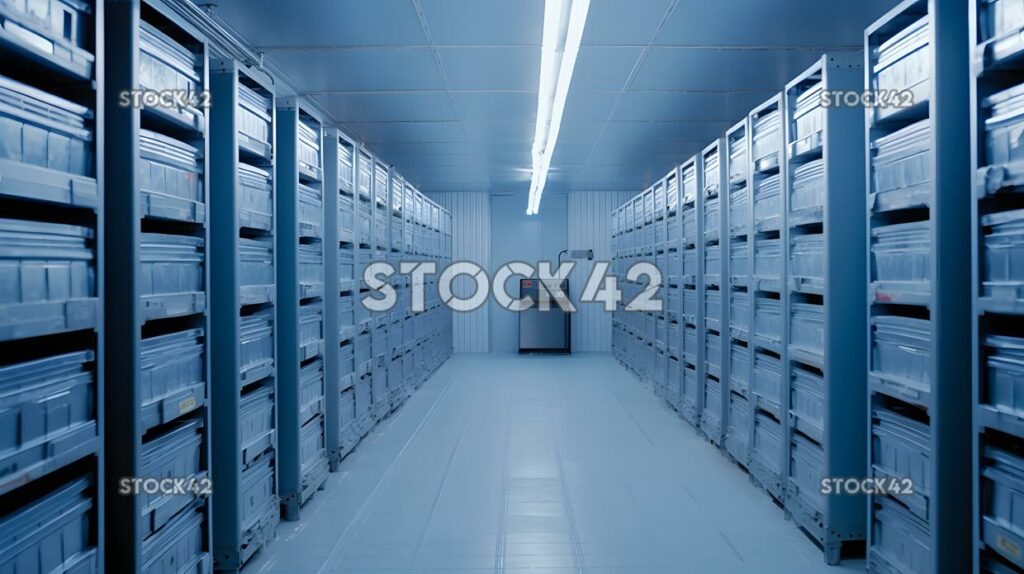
[
  {"left": 275, "top": 99, "right": 328, "bottom": 521},
  {"left": 725, "top": 118, "right": 752, "bottom": 469},
  {"left": 865, "top": 1, "right": 971, "bottom": 573},
  {"left": 353, "top": 148, "right": 375, "bottom": 440},
  {"left": 209, "top": 59, "right": 279, "bottom": 573},
  {"left": 370, "top": 160, "right": 390, "bottom": 423},
  {"left": 747, "top": 93, "right": 788, "bottom": 504},
  {"left": 0, "top": 0, "right": 104, "bottom": 569},
  {"left": 782, "top": 53, "right": 867, "bottom": 564},
  {"left": 971, "top": 0, "right": 1024, "bottom": 572},
  {"left": 387, "top": 171, "right": 409, "bottom": 412},
  {"left": 701, "top": 138, "right": 730, "bottom": 447},
  {"left": 105, "top": 1, "right": 213, "bottom": 571},
  {"left": 681, "top": 155, "right": 704, "bottom": 426},
  {"left": 664, "top": 168, "right": 683, "bottom": 411}
]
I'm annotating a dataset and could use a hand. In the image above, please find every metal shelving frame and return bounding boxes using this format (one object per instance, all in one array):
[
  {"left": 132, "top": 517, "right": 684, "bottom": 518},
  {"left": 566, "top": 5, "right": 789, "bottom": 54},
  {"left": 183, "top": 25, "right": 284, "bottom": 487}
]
[
  {"left": 970, "top": 0, "right": 1024, "bottom": 571},
  {"left": 782, "top": 53, "right": 867, "bottom": 564},
  {"left": 865, "top": 1, "right": 971, "bottom": 572},
  {"left": 105, "top": 1, "right": 211, "bottom": 571},
  {"left": 353, "top": 147, "right": 375, "bottom": 439},
  {"left": 665, "top": 167, "right": 683, "bottom": 411},
  {"left": 209, "top": 58, "right": 279, "bottom": 573},
  {"left": 701, "top": 138, "right": 730, "bottom": 447},
  {"left": 275, "top": 98, "right": 328, "bottom": 521},
  {"left": 747, "top": 93, "right": 789, "bottom": 504},
  {"left": 1, "top": 0, "right": 105, "bottom": 568},
  {"left": 725, "top": 117, "right": 752, "bottom": 469}
]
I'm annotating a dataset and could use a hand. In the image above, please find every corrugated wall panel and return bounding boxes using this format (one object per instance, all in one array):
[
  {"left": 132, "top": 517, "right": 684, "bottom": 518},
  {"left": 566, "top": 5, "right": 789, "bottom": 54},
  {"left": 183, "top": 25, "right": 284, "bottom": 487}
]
[
  {"left": 430, "top": 192, "right": 491, "bottom": 352},
  {"left": 568, "top": 191, "right": 635, "bottom": 352}
]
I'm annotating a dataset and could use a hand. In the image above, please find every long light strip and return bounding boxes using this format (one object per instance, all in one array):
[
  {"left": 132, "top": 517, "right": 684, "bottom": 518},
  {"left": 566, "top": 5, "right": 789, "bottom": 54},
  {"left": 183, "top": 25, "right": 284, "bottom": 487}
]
[{"left": 527, "top": 0, "right": 591, "bottom": 215}]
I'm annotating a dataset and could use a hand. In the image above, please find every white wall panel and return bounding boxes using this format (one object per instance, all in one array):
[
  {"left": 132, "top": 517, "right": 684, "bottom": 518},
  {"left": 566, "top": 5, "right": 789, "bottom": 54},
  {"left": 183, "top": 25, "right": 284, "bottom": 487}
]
[{"left": 429, "top": 192, "right": 491, "bottom": 352}]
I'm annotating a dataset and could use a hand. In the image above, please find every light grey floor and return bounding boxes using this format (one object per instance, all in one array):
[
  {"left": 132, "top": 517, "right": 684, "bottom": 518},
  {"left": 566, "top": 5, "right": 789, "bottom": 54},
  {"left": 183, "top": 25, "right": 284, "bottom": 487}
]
[{"left": 247, "top": 353, "right": 865, "bottom": 574}]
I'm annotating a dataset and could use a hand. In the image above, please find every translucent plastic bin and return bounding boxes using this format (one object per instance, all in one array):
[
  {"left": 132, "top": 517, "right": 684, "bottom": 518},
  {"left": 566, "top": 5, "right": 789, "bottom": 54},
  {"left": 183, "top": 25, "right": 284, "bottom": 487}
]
[
  {"left": 752, "top": 412, "right": 782, "bottom": 473},
  {"left": 355, "top": 333, "right": 371, "bottom": 368},
  {"left": 872, "top": 315, "right": 931, "bottom": 387},
  {"left": 683, "top": 288, "right": 697, "bottom": 319},
  {"left": 238, "top": 163, "right": 273, "bottom": 231},
  {"left": 705, "top": 245, "right": 721, "bottom": 278},
  {"left": 0, "top": 350, "right": 96, "bottom": 487},
  {"left": 239, "top": 312, "right": 274, "bottom": 383},
  {"left": 139, "top": 21, "right": 203, "bottom": 130},
  {"left": 706, "top": 330, "right": 721, "bottom": 370},
  {"left": 141, "top": 500, "right": 206, "bottom": 574},
  {"left": 729, "top": 136, "right": 747, "bottom": 183},
  {"left": 239, "top": 236, "right": 273, "bottom": 290},
  {"left": 299, "top": 359, "right": 324, "bottom": 424},
  {"left": 338, "top": 294, "right": 355, "bottom": 329},
  {"left": 240, "top": 455, "right": 276, "bottom": 531},
  {"left": 872, "top": 406, "right": 931, "bottom": 518},
  {"left": 981, "top": 0, "right": 1024, "bottom": 44},
  {"left": 872, "top": 16, "right": 930, "bottom": 114},
  {"left": 704, "top": 150, "right": 720, "bottom": 194},
  {"left": 752, "top": 110, "right": 781, "bottom": 162},
  {"left": 682, "top": 209, "right": 696, "bottom": 245},
  {"left": 703, "top": 376, "right": 721, "bottom": 424},
  {"left": 985, "top": 335, "right": 1024, "bottom": 418},
  {"left": 705, "top": 290, "right": 721, "bottom": 324},
  {"left": 754, "top": 174, "right": 781, "bottom": 230},
  {"left": 790, "top": 159, "right": 825, "bottom": 217},
  {"left": 704, "top": 197, "right": 720, "bottom": 241},
  {"left": 0, "top": 475, "right": 96, "bottom": 574},
  {"left": 792, "top": 83, "right": 824, "bottom": 144},
  {"left": 297, "top": 121, "right": 321, "bottom": 179},
  {"left": 338, "top": 144, "right": 354, "bottom": 191},
  {"left": 0, "top": 74, "right": 92, "bottom": 177},
  {"left": 683, "top": 249, "right": 697, "bottom": 278},
  {"left": 684, "top": 325, "right": 697, "bottom": 363},
  {"left": 237, "top": 83, "right": 272, "bottom": 158},
  {"left": 139, "top": 129, "right": 204, "bottom": 223},
  {"left": 239, "top": 386, "right": 274, "bottom": 464},
  {"left": 755, "top": 238, "right": 782, "bottom": 279},
  {"left": 981, "top": 445, "right": 1024, "bottom": 569},
  {"left": 299, "top": 304, "right": 323, "bottom": 359},
  {"left": 0, "top": 218, "right": 95, "bottom": 333},
  {"left": 727, "top": 393, "right": 749, "bottom": 447},
  {"left": 358, "top": 211, "right": 371, "bottom": 245},
  {"left": 338, "top": 389, "right": 356, "bottom": 429},
  {"left": 730, "top": 289, "right": 749, "bottom": 330},
  {"left": 789, "top": 433, "right": 826, "bottom": 514},
  {"left": 682, "top": 166, "right": 697, "bottom": 204},
  {"left": 140, "top": 420, "right": 202, "bottom": 534},
  {"left": 730, "top": 240, "right": 749, "bottom": 277},
  {"left": 300, "top": 416, "right": 326, "bottom": 480},
  {"left": 298, "top": 243, "right": 323, "bottom": 297},
  {"left": 870, "top": 496, "right": 930, "bottom": 574},
  {"left": 872, "top": 220, "right": 931, "bottom": 287},
  {"left": 338, "top": 194, "right": 355, "bottom": 240},
  {"left": 754, "top": 296, "right": 782, "bottom": 342},
  {"left": 791, "top": 302, "right": 824, "bottom": 356},
  {"left": 141, "top": 328, "right": 204, "bottom": 431},
  {"left": 140, "top": 233, "right": 204, "bottom": 316},
  {"left": 753, "top": 351, "right": 782, "bottom": 412},
  {"left": 0, "top": 0, "right": 95, "bottom": 78},
  {"left": 730, "top": 186, "right": 749, "bottom": 236},
  {"left": 299, "top": 183, "right": 323, "bottom": 238},
  {"left": 982, "top": 209, "right": 1024, "bottom": 297},
  {"left": 871, "top": 119, "right": 931, "bottom": 213},
  {"left": 682, "top": 365, "right": 698, "bottom": 405},
  {"left": 730, "top": 341, "right": 749, "bottom": 392},
  {"left": 790, "top": 366, "right": 824, "bottom": 441}
]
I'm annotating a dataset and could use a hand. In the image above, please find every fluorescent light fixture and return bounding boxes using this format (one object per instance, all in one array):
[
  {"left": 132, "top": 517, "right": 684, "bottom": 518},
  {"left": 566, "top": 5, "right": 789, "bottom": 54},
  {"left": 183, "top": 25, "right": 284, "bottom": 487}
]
[{"left": 527, "top": 0, "right": 590, "bottom": 215}]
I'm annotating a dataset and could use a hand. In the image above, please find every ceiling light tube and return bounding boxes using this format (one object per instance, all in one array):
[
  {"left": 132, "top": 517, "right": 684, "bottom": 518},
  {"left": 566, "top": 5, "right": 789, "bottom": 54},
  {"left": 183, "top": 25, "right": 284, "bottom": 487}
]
[{"left": 527, "top": 0, "right": 590, "bottom": 215}]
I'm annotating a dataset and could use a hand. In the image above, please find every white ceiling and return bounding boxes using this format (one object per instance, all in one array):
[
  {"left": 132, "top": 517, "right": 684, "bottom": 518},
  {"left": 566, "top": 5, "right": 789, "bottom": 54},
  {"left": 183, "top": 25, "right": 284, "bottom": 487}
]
[{"left": 208, "top": 0, "right": 896, "bottom": 194}]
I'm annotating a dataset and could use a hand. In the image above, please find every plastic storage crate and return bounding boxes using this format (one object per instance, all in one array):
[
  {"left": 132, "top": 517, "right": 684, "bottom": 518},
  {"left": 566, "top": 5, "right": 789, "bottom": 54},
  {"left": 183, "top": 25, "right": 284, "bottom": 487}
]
[
  {"left": 299, "top": 304, "right": 323, "bottom": 361},
  {"left": 703, "top": 376, "right": 722, "bottom": 433},
  {"left": 300, "top": 418, "right": 326, "bottom": 496},
  {"left": 704, "top": 197, "right": 720, "bottom": 241},
  {"left": 730, "top": 289, "right": 749, "bottom": 330},
  {"left": 299, "top": 359, "right": 324, "bottom": 424},
  {"left": 982, "top": 209, "right": 1024, "bottom": 301},
  {"left": 298, "top": 183, "right": 323, "bottom": 238},
  {"left": 792, "top": 83, "right": 824, "bottom": 145},
  {"left": 239, "top": 455, "right": 277, "bottom": 536},
  {"left": 986, "top": 83, "right": 1024, "bottom": 168},
  {"left": 752, "top": 110, "right": 782, "bottom": 163},
  {"left": 682, "top": 209, "right": 696, "bottom": 245},
  {"left": 871, "top": 119, "right": 930, "bottom": 213},
  {"left": 239, "top": 312, "right": 274, "bottom": 384},
  {"left": 684, "top": 325, "right": 698, "bottom": 365},
  {"left": 726, "top": 393, "right": 749, "bottom": 454},
  {"left": 790, "top": 366, "right": 824, "bottom": 442},
  {"left": 706, "top": 330, "right": 721, "bottom": 371},
  {"left": 789, "top": 433, "right": 826, "bottom": 514},
  {"left": 730, "top": 341, "right": 749, "bottom": 393},
  {"left": 0, "top": 217, "right": 96, "bottom": 340},
  {"left": 237, "top": 83, "right": 272, "bottom": 159},
  {"left": 755, "top": 238, "right": 782, "bottom": 279},
  {"left": 791, "top": 163, "right": 825, "bottom": 227},
  {"left": 871, "top": 315, "right": 931, "bottom": 389},
  {"left": 872, "top": 220, "right": 930, "bottom": 290},
  {"left": 730, "top": 240, "right": 749, "bottom": 279},
  {"left": 871, "top": 16, "right": 930, "bottom": 120},
  {"left": 0, "top": 350, "right": 96, "bottom": 489},
  {"left": 141, "top": 502, "right": 207, "bottom": 574},
  {"left": 705, "top": 245, "right": 721, "bottom": 280},
  {"left": 754, "top": 174, "right": 782, "bottom": 231},
  {"left": 872, "top": 406, "right": 931, "bottom": 519},
  {"left": 297, "top": 121, "right": 321, "bottom": 180},
  {"left": 239, "top": 386, "right": 274, "bottom": 465},
  {"left": 869, "top": 495, "right": 931, "bottom": 574},
  {"left": 0, "top": 74, "right": 93, "bottom": 177},
  {"left": 138, "top": 21, "right": 203, "bottom": 130},
  {"left": 140, "top": 420, "right": 203, "bottom": 534},
  {"left": 298, "top": 243, "right": 323, "bottom": 298},
  {"left": 790, "top": 302, "right": 824, "bottom": 357},
  {"left": 0, "top": 0, "right": 95, "bottom": 79},
  {"left": 338, "top": 388, "right": 356, "bottom": 430},
  {"left": 683, "top": 288, "right": 697, "bottom": 321},
  {"left": 139, "top": 129, "right": 204, "bottom": 223},
  {"left": 239, "top": 237, "right": 273, "bottom": 304},
  {"left": 985, "top": 335, "right": 1024, "bottom": 418},
  {"left": 238, "top": 163, "right": 273, "bottom": 231},
  {"left": 752, "top": 412, "right": 783, "bottom": 474},
  {"left": 754, "top": 296, "right": 782, "bottom": 343},
  {"left": 0, "top": 475, "right": 96, "bottom": 573},
  {"left": 140, "top": 233, "right": 204, "bottom": 319},
  {"left": 753, "top": 351, "right": 783, "bottom": 415},
  {"left": 981, "top": 445, "right": 1024, "bottom": 569},
  {"left": 981, "top": 0, "right": 1024, "bottom": 43},
  {"left": 141, "top": 328, "right": 204, "bottom": 431},
  {"left": 683, "top": 249, "right": 697, "bottom": 279},
  {"left": 729, "top": 136, "right": 747, "bottom": 183},
  {"left": 705, "top": 290, "right": 721, "bottom": 328},
  {"left": 338, "top": 193, "right": 355, "bottom": 241}
]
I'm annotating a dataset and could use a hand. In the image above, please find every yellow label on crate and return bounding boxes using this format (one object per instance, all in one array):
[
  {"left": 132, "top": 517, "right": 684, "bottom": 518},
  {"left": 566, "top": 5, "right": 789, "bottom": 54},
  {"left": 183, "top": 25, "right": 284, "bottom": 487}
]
[
  {"left": 179, "top": 397, "right": 197, "bottom": 413},
  {"left": 998, "top": 534, "right": 1022, "bottom": 559}
]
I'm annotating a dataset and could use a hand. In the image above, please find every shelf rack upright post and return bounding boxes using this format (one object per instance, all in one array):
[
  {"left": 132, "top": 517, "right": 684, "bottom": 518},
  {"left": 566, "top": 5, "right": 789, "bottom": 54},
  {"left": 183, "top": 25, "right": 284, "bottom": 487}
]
[
  {"left": 353, "top": 147, "right": 375, "bottom": 438},
  {"left": 680, "top": 156, "right": 704, "bottom": 426},
  {"left": 701, "top": 138, "right": 730, "bottom": 447}
]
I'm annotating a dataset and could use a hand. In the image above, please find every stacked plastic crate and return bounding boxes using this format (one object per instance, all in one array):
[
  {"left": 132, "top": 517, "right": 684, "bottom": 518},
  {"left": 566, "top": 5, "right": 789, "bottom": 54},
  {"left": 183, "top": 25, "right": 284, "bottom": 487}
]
[
  {"left": 866, "top": 2, "right": 971, "bottom": 572},
  {"left": 665, "top": 169, "right": 683, "bottom": 412},
  {"left": 651, "top": 180, "right": 669, "bottom": 402},
  {"left": 370, "top": 162, "right": 390, "bottom": 422},
  {"left": 387, "top": 173, "right": 408, "bottom": 411},
  {"left": 680, "top": 158, "right": 703, "bottom": 425},
  {"left": 0, "top": 0, "right": 103, "bottom": 570},
  {"left": 353, "top": 150, "right": 375, "bottom": 438},
  {"left": 972, "top": 1, "right": 1024, "bottom": 573},
  {"left": 748, "top": 94, "right": 787, "bottom": 504},
  {"left": 701, "top": 139, "right": 729, "bottom": 446},
  {"left": 105, "top": 3, "right": 214, "bottom": 571},
  {"left": 209, "top": 60, "right": 279, "bottom": 572},
  {"left": 275, "top": 101, "right": 328, "bottom": 521},
  {"left": 725, "top": 119, "right": 752, "bottom": 468},
  {"left": 782, "top": 54, "right": 867, "bottom": 564}
]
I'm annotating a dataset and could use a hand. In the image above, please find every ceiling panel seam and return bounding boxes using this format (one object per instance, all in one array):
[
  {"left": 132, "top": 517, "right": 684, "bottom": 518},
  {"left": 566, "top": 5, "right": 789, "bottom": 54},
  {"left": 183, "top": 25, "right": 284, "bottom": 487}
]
[{"left": 410, "top": 0, "right": 468, "bottom": 138}]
